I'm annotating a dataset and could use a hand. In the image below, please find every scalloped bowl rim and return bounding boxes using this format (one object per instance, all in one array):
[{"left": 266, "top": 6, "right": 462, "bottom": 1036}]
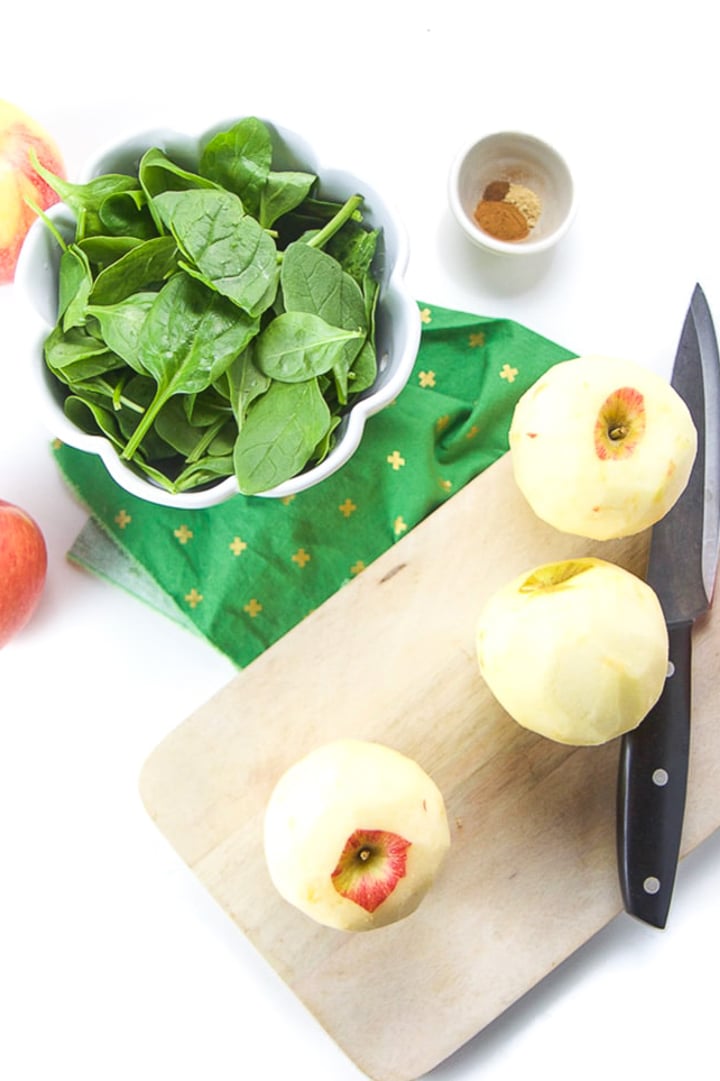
[{"left": 16, "top": 120, "right": 420, "bottom": 508}]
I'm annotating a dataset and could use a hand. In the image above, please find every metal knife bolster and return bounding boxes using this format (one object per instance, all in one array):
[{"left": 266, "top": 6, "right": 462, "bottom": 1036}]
[{"left": 616, "top": 619, "right": 692, "bottom": 928}]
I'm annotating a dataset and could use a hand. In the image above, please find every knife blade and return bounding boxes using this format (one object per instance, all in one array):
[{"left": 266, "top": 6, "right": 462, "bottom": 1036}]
[{"left": 616, "top": 283, "right": 720, "bottom": 928}]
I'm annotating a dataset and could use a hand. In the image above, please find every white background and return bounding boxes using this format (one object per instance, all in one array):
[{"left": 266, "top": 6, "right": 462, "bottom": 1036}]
[{"left": 2, "top": 3, "right": 719, "bottom": 1079}]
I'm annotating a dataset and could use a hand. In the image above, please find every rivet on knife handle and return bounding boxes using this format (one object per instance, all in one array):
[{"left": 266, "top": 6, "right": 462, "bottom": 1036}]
[{"left": 616, "top": 620, "right": 692, "bottom": 929}]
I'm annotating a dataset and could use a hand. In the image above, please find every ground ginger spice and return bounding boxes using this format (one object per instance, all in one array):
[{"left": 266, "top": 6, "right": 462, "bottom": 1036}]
[{"left": 473, "top": 180, "right": 542, "bottom": 242}]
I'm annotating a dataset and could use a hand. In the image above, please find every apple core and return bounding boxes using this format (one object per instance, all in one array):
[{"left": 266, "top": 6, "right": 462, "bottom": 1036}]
[
  {"left": 594, "top": 386, "right": 646, "bottom": 460},
  {"left": 519, "top": 560, "right": 592, "bottom": 592},
  {"left": 331, "top": 828, "right": 411, "bottom": 912}
]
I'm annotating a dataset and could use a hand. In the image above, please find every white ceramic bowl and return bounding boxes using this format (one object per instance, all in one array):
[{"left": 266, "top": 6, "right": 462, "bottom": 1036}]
[
  {"left": 448, "top": 130, "right": 576, "bottom": 256},
  {"left": 16, "top": 119, "right": 420, "bottom": 508}
]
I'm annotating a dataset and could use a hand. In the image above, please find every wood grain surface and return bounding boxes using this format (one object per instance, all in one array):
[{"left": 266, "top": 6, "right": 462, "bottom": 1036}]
[{"left": 139, "top": 452, "right": 720, "bottom": 1081}]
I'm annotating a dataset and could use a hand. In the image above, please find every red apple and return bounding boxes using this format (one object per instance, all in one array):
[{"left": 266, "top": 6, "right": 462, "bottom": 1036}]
[
  {"left": 0, "top": 499, "right": 48, "bottom": 647},
  {"left": 0, "top": 99, "right": 66, "bottom": 285}
]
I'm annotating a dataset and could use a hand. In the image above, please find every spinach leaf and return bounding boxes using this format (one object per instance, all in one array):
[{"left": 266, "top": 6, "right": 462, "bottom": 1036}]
[
  {"left": 206, "top": 421, "right": 236, "bottom": 457},
  {"left": 154, "top": 396, "right": 211, "bottom": 456},
  {"left": 153, "top": 189, "right": 279, "bottom": 317},
  {"left": 122, "top": 273, "right": 261, "bottom": 458},
  {"left": 232, "top": 379, "right": 331, "bottom": 494},
  {"left": 259, "top": 170, "right": 316, "bottom": 229},
  {"left": 77, "top": 235, "right": 144, "bottom": 271},
  {"left": 171, "top": 454, "right": 235, "bottom": 493},
  {"left": 280, "top": 241, "right": 367, "bottom": 332},
  {"left": 183, "top": 385, "right": 233, "bottom": 426},
  {"left": 347, "top": 338, "right": 378, "bottom": 394},
  {"left": 187, "top": 417, "right": 234, "bottom": 463},
  {"left": 138, "top": 147, "right": 220, "bottom": 231},
  {"left": 254, "top": 311, "right": 363, "bottom": 383},
  {"left": 333, "top": 225, "right": 381, "bottom": 339},
  {"left": 58, "top": 245, "right": 93, "bottom": 331},
  {"left": 280, "top": 241, "right": 368, "bottom": 403},
  {"left": 224, "top": 345, "right": 269, "bottom": 430},
  {"left": 64, "top": 394, "right": 125, "bottom": 448},
  {"left": 226, "top": 344, "right": 271, "bottom": 427},
  {"left": 89, "top": 235, "right": 178, "bottom": 304},
  {"left": 68, "top": 374, "right": 147, "bottom": 418},
  {"left": 199, "top": 117, "right": 271, "bottom": 218},
  {"left": 326, "top": 223, "right": 380, "bottom": 287},
  {"left": 31, "top": 152, "right": 139, "bottom": 239},
  {"left": 30, "top": 160, "right": 137, "bottom": 215},
  {"left": 86, "top": 292, "right": 157, "bottom": 373},
  {"left": 99, "top": 188, "right": 156, "bottom": 239},
  {"left": 139, "top": 147, "right": 221, "bottom": 195},
  {"left": 313, "top": 414, "right": 342, "bottom": 463},
  {"left": 153, "top": 394, "right": 233, "bottom": 463},
  {"left": 44, "top": 325, "right": 121, "bottom": 383}
]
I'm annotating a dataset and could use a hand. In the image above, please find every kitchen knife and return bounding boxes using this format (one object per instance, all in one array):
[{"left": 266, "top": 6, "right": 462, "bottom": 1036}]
[{"left": 616, "top": 283, "right": 720, "bottom": 929}]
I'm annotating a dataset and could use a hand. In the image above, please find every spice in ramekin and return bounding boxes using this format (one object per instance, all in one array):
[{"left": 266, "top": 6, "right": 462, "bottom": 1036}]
[{"left": 473, "top": 180, "right": 542, "bottom": 242}]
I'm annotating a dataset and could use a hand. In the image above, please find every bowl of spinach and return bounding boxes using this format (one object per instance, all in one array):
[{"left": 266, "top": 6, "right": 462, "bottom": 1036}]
[{"left": 17, "top": 117, "right": 420, "bottom": 507}]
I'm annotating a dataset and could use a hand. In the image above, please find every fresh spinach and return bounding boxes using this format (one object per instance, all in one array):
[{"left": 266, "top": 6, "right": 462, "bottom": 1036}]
[
  {"left": 255, "top": 312, "right": 363, "bottom": 383},
  {"left": 138, "top": 147, "right": 221, "bottom": 232},
  {"left": 85, "top": 293, "right": 157, "bottom": 373},
  {"left": 281, "top": 241, "right": 367, "bottom": 332},
  {"left": 35, "top": 117, "right": 383, "bottom": 495},
  {"left": 226, "top": 345, "right": 271, "bottom": 427},
  {"left": 122, "top": 273, "right": 261, "bottom": 458},
  {"left": 64, "top": 394, "right": 125, "bottom": 447},
  {"left": 232, "top": 379, "right": 331, "bottom": 495},
  {"left": 77, "top": 235, "right": 144, "bottom": 270},
  {"left": 88, "top": 235, "right": 178, "bottom": 304},
  {"left": 98, "top": 188, "right": 156, "bottom": 239},
  {"left": 44, "top": 324, "right": 120, "bottom": 383},
  {"left": 58, "top": 245, "right": 93, "bottom": 331},
  {"left": 31, "top": 152, "right": 139, "bottom": 240},
  {"left": 259, "top": 170, "right": 316, "bottom": 229},
  {"left": 199, "top": 117, "right": 272, "bottom": 217},
  {"left": 154, "top": 189, "right": 279, "bottom": 317}
]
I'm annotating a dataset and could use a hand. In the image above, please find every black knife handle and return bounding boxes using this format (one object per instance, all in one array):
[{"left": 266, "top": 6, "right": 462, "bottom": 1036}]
[{"left": 616, "top": 620, "right": 692, "bottom": 928}]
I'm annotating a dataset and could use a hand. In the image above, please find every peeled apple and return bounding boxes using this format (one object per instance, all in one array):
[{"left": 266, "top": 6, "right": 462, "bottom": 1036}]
[
  {"left": 509, "top": 355, "right": 697, "bottom": 540},
  {"left": 263, "top": 739, "right": 451, "bottom": 931},
  {"left": 475, "top": 557, "right": 669, "bottom": 746}
]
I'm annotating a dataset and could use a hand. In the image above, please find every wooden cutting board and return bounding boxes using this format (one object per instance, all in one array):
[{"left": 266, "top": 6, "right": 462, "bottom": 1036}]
[{"left": 139, "top": 451, "right": 720, "bottom": 1081}]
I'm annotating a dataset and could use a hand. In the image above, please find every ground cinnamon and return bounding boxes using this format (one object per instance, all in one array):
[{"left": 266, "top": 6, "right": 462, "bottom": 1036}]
[
  {"left": 473, "top": 179, "right": 542, "bottom": 243},
  {"left": 474, "top": 199, "right": 529, "bottom": 241}
]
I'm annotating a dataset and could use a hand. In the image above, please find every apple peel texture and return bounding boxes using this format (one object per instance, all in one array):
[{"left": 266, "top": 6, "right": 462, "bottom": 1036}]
[
  {"left": 0, "top": 101, "right": 65, "bottom": 285},
  {"left": 0, "top": 499, "right": 48, "bottom": 647},
  {"left": 331, "top": 828, "right": 411, "bottom": 913}
]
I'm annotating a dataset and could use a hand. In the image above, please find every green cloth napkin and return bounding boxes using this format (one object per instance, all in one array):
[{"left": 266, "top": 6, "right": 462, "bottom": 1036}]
[{"left": 53, "top": 302, "right": 575, "bottom": 667}]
